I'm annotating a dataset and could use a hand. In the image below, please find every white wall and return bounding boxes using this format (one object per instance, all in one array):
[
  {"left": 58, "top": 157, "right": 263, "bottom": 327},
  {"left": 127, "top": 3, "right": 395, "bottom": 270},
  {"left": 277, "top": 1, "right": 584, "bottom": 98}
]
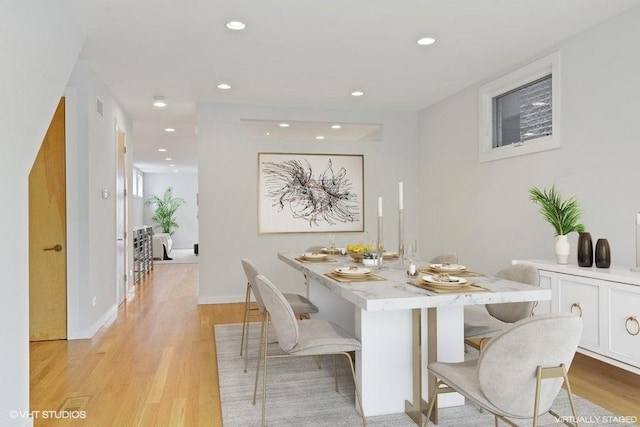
[
  {"left": 0, "top": 1, "right": 83, "bottom": 425},
  {"left": 143, "top": 173, "right": 199, "bottom": 249},
  {"left": 66, "top": 60, "right": 134, "bottom": 338},
  {"left": 418, "top": 6, "right": 640, "bottom": 276},
  {"left": 197, "top": 104, "right": 419, "bottom": 303}
]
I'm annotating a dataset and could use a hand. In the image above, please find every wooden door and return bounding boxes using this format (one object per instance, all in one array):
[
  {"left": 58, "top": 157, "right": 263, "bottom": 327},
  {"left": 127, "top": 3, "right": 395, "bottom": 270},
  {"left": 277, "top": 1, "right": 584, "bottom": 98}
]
[{"left": 29, "top": 97, "right": 67, "bottom": 341}]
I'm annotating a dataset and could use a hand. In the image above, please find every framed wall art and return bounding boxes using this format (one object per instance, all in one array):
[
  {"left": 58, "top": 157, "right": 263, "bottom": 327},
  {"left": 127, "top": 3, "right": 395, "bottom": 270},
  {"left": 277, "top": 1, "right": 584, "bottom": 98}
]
[{"left": 258, "top": 152, "right": 364, "bottom": 233}]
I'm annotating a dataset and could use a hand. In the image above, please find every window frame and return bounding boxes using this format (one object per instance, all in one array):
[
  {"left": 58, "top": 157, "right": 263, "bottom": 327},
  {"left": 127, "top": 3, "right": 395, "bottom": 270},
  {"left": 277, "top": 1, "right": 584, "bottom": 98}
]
[{"left": 478, "top": 52, "right": 561, "bottom": 163}]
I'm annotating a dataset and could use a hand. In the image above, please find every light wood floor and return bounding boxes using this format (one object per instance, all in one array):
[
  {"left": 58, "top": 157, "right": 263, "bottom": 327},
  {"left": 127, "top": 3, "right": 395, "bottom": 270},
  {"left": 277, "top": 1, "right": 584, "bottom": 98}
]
[{"left": 30, "top": 263, "right": 640, "bottom": 426}]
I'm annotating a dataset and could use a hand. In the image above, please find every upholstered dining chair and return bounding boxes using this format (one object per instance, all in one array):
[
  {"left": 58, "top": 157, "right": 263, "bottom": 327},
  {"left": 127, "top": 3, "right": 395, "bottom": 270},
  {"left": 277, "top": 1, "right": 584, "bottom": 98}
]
[
  {"left": 253, "top": 274, "right": 366, "bottom": 427},
  {"left": 424, "top": 313, "right": 582, "bottom": 427},
  {"left": 464, "top": 264, "right": 540, "bottom": 349},
  {"left": 429, "top": 252, "right": 459, "bottom": 264},
  {"left": 240, "top": 259, "right": 318, "bottom": 372}
]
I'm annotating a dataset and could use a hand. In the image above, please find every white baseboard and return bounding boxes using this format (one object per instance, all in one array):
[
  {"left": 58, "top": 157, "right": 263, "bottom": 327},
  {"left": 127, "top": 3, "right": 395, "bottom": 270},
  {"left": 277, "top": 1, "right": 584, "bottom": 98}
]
[{"left": 67, "top": 304, "right": 118, "bottom": 340}]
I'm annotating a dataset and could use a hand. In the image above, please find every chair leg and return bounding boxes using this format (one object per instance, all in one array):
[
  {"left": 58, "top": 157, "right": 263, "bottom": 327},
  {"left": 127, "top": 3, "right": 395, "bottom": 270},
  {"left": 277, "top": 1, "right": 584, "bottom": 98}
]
[
  {"left": 423, "top": 379, "right": 441, "bottom": 427},
  {"left": 342, "top": 353, "right": 367, "bottom": 427},
  {"left": 252, "top": 314, "right": 267, "bottom": 405},
  {"left": 260, "top": 312, "right": 270, "bottom": 427},
  {"left": 562, "top": 365, "right": 580, "bottom": 427},
  {"left": 333, "top": 355, "right": 339, "bottom": 392},
  {"left": 240, "top": 282, "right": 251, "bottom": 358}
]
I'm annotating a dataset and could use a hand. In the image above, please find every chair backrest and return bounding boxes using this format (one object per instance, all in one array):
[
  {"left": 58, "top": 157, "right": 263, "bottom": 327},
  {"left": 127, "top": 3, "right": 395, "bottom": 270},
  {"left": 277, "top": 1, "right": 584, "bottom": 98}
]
[
  {"left": 477, "top": 313, "right": 582, "bottom": 418},
  {"left": 240, "top": 259, "right": 266, "bottom": 313},
  {"left": 429, "top": 253, "right": 458, "bottom": 264},
  {"left": 255, "top": 274, "right": 299, "bottom": 352},
  {"left": 485, "top": 264, "right": 539, "bottom": 323},
  {"left": 305, "top": 246, "right": 324, "bottom": 253}
]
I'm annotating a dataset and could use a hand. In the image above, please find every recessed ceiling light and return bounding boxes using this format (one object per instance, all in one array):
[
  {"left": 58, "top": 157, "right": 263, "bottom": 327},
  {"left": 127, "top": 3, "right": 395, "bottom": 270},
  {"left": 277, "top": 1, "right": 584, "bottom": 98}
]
[
  {"left": 217, "top": 83, "right": 232, "bottom": 90},
  {"left": 169, "top": 164, "right": 175, "bottom": 167},
  {"left": 316, "top": 135, "right": 325, "bottom": 140},
  {"left": 173, "top": 169, "right": 179, "bottom": 173},
  {"left": 351, "top": 91, "right": 365, "bottom": 97},
  {"left": 165, "top": 157, "right": 172, "bottom": 161},
  {"left": 164, "top": 128, "right": 176, "bottom": 132},
  {"left": 153, "top": 96, "right": 167, "bottom": 107},
  {"left": 279, "top": 123, "right": 290, "bottom": 128},
  {"left": 417, "top": 37, "right": 436, "bottom": 46},
  {"left": 226, "top": 21, "right": 246, "bottom": 30},
  {"left": 158, "top": 148, "right": 167, "bottom": 152},
  {"left": 266, "top": 132, "right": 271, "bottom": 136},
  {"left": 331, "top": 124, "right": 342, "bottom": 129}
]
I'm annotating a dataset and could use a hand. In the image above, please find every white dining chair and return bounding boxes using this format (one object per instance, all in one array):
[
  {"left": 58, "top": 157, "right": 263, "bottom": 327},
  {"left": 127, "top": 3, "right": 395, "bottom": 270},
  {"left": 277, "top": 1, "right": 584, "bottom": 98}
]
[
  {"left": 424, "top": 313, "right": 582, "bottom": 427},
  {"left": 240, "top": 259, "right": 318, "bottom": 372},
  {"left": 253, "top": 274, "right": 366, "bottom": 427},
  {"left": 464, "top": 264, "right": 540, "bottom": 349},
  {"left": 429, "top": 253, "right": 458, "bottom": 264}
]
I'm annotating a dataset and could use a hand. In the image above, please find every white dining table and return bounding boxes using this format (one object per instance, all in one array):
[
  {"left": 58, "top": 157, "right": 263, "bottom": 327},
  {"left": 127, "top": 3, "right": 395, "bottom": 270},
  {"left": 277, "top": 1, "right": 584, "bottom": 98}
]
[{"left": 278, "top": 253, "right": 551, "bottom": 424}]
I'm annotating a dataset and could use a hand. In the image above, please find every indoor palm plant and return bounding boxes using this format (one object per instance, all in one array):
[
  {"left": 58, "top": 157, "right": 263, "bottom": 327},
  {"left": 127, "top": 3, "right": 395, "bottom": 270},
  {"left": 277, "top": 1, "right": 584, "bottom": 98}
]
[
  {"left": 529, "top": 185, "right": 584, "bottom": 264},
  {"left": 146, "top": 187, "right": 186, "bottom": 235}
]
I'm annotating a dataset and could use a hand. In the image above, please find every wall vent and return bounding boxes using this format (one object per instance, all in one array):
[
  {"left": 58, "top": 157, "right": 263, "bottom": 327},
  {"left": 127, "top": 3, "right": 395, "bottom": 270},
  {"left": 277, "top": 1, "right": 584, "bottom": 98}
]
[{"left": 95, "top": 97, "right": 104, "bottom": 118}]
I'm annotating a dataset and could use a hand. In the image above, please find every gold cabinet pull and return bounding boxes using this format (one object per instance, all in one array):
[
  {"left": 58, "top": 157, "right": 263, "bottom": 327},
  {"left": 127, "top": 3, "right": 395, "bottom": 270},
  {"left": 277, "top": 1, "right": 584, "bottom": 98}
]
[
  {"left": 625, "top": 316, "right": 639, "bottom": 336},
  {"left": 43, "top": 244, "right": 63, "bottom": 252},
  {"left": 570, "top": 303, "right": 583, "bottom": 317}
]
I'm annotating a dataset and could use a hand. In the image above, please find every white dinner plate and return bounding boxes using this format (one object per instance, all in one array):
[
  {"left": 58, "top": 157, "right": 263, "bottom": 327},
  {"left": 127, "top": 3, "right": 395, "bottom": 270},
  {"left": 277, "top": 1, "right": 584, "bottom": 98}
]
[
  {"left": 421, "top": 275, "right": 467, "bottom": 287},
  {"left": 301, "top": 253, "right": 328, "bottom": 261},
  {"left": 429, "top": 263, "right": 467, "bottom": 272},
  {"left": 335, "top": 267, "right": 372, "bottom": 277}
]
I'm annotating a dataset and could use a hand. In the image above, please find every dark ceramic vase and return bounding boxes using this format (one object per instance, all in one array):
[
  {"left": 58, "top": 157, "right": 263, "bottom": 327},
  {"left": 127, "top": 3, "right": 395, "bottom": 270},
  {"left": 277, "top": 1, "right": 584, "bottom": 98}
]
[
  {"left": 577, "top": 232, "right": 593, "bottom": 267},
  {"left": 595, "top": 238, "right": 611, "bottom": 268}
]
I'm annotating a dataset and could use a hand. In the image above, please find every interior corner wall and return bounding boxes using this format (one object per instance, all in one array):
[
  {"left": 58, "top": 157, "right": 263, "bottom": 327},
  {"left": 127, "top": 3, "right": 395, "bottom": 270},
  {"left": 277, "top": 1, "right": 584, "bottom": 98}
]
[
  {"left": 0, "top": 1, "right": 83, "bottom": 425},
  {"left": 197, "top": 104, "right": 419, "bottom": 303},
  {"left": 418, "top": 5, "right": 640, "bottom": 276},
  {"left": 65, "top": 60, "right": 133, "bottom": 339},
  {"left": 142, "top": 173, "right": 199, "bottom": 249}
]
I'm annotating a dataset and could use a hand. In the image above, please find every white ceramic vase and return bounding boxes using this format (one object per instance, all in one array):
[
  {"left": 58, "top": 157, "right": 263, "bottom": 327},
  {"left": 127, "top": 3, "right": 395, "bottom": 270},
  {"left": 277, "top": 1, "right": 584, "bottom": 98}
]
[{"left": 555, "top": 234, "right": 570, "bottom": 264}]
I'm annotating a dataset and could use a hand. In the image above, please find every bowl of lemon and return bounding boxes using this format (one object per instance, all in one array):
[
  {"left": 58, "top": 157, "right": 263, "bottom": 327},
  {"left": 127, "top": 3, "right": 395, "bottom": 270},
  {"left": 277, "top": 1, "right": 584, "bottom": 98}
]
[{"left": 346, "top": 243, "right": 374, "bottom": 262}]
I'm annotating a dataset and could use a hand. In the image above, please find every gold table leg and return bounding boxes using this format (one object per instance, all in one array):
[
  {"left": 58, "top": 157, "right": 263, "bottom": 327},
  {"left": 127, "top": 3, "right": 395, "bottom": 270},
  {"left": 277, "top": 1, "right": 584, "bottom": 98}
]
[{"left": 404, "top": 307, "right": 437, "bottom": 425}]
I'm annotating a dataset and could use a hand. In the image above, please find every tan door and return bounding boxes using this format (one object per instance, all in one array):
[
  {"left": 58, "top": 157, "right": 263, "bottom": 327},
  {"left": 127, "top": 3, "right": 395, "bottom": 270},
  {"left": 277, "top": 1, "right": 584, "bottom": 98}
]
[
  {"left": 29, "top": 97, "right": 67, "bottom": 341},
  {"left": 116, "top": 128, "right": 127, "bottom": 304}
]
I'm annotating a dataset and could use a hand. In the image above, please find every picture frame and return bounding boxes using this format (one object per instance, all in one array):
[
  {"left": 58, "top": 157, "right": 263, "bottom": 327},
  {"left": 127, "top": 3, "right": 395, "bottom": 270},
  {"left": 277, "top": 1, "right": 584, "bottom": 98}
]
[{"left": 258, "top": 152, "right": 364, "bottom": 233}]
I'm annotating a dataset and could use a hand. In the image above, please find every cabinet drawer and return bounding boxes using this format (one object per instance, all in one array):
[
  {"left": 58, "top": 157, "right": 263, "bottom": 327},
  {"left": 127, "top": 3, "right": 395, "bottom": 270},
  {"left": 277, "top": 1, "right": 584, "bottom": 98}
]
[
  {"left": 558, "top": 278, "right": 600, "bottom": 349},
  {"left": 609, "top": 288, "right": 640, "bottom": 367}
]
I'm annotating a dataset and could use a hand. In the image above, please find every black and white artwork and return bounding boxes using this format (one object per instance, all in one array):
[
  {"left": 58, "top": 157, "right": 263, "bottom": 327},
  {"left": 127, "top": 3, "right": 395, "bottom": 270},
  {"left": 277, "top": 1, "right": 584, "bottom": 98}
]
[{"left": 258, "top": 153, "right": 364, "bottom": 233}]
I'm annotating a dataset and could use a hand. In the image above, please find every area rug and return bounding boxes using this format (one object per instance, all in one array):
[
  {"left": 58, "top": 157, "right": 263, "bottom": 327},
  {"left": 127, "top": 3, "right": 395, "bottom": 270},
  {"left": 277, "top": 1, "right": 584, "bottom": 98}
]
[
  {"left": 153, "top": 248, "right": 198, "bottom": 264},
  {"left": 215, "top": 323, "right": 632, "bottom": 427}
]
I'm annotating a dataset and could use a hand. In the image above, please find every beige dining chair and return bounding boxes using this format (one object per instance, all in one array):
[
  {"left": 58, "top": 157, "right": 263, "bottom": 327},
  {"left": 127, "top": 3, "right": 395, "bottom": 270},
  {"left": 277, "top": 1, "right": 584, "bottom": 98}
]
[
  {"left": 464, "top": 264, "right": 540, "bottom": 349},
  {"left": 240, "top": 259, "right": 318, "bottom": 372},
  {"left": 253, "top": 274, "right": 366, "bottom": 427},
  {"left": 429, "top": 253, "right": 458, "bottom": 264},
  {"left": 424, "top": 313, "right": 582, "bottom": 427}
]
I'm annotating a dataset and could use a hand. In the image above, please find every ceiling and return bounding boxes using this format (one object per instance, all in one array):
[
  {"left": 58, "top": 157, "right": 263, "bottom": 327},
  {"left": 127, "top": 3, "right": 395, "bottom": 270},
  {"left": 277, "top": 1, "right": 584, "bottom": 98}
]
[{"left": 60, "top": 0, "right": 640, "bottom": 174}]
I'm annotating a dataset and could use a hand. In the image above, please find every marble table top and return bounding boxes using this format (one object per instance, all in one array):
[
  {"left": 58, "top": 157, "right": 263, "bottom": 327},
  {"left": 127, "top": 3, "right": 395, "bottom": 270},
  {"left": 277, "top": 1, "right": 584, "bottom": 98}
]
[{"left": 279, "top": 253, "right": 551, "bottom": 312}]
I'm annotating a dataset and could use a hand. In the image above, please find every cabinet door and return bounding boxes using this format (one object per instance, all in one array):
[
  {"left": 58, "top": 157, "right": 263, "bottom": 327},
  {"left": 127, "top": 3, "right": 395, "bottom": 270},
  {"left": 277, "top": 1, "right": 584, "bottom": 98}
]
[
  {"left": 608, "top": 287, "right": 640, "bottom": 367},
  {"left": 557, "top": 277, "right": 600, "bottom": 350}
]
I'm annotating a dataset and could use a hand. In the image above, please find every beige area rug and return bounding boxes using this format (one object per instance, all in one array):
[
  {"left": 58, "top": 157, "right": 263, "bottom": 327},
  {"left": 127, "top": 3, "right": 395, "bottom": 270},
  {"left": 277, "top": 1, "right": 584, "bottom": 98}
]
[
  {"left": 153, "top": 248, "right": 198, "bottom": 264},
  {"left": 215, "top": 323, "right": 634, "bottom": 427}
]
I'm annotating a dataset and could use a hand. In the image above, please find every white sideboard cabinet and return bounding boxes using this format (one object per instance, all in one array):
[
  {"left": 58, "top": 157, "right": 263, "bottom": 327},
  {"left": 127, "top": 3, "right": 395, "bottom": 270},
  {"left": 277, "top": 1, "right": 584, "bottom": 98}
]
[{"left": 515, "top": 260, "right": 640, "bottom": 375}]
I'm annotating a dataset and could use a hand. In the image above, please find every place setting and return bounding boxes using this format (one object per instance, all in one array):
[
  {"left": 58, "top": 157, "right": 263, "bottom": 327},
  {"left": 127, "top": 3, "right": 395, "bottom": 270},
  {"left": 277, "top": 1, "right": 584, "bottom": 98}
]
[
  {"left": 409, "top": 272, "right": 488, "bottom": 294},
  {"left": 295, "top": 252, "right": 340, "bottom": 263},
  {"left": 420, "top": 262, "right": 484, "bottom": 277},
  {"left": 325, "top": 266, "right": 387, "bottom": 283}
]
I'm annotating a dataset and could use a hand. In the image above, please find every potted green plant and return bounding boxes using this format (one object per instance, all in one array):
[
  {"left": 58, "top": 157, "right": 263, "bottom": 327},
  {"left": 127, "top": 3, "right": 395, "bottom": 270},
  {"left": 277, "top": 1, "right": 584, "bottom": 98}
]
[
  {"left": 146, "top": 187, "right": 186, "bottom": 235},
  {"left": 529, "top": 185, "right": 585, "bottom": 264}
]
